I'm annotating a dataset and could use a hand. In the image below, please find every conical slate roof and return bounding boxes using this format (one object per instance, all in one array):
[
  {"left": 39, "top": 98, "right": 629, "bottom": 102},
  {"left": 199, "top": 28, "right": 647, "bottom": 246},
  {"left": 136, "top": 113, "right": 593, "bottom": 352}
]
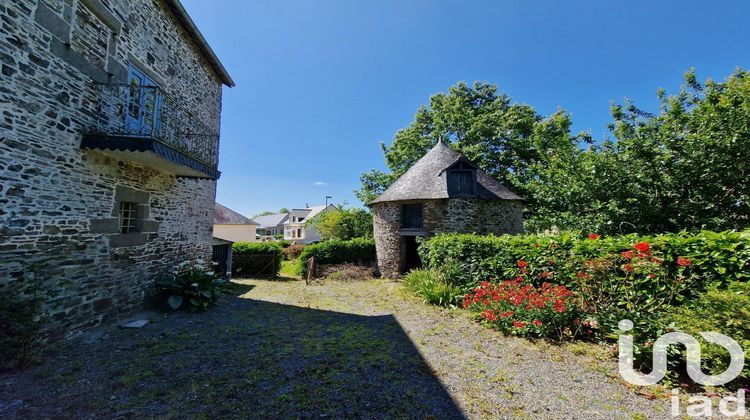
[{"left": 369, "top": 141, "right": 522, "bottom": 205}]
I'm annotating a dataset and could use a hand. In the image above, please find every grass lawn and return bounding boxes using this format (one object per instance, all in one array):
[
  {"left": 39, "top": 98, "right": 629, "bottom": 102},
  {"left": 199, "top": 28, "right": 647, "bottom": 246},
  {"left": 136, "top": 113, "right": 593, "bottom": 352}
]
[
  {"left": 0, "top": 278, "right": 671, "bottom": 419},
  {"left": 279, "top": 259, "right": 299, "bottom": 278}
]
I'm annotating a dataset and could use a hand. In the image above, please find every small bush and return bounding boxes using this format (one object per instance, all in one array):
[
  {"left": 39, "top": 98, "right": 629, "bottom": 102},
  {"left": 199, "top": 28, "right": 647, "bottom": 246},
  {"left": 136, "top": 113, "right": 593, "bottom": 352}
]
[
  {"left": 282, "top": 244, "right": 304, "bottom": 260},
  {"left": 298, "top": 238, "right": 376, "bottom": 276},
  {"left": 232, "top": 242, "right": 283, "bottom": 278},
  {"left": 0, "top": 291, "right": 43, "bottom": 371},
  {"left": 666, "top": 282, "right": 750, "bottom": 387},
  {"left": 402, "top": 269, "right": 462, "bottom": 307},
  {"left": 155, "top": 268, "right": 225, "bottom": 311},
  {"left": 462, "top": 276, "right": 583, "bottom": 340}
]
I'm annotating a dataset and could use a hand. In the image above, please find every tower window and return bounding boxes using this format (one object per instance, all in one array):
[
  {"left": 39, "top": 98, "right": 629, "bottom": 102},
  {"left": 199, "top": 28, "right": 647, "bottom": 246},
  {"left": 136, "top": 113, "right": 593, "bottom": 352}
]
[
  {"left": 119, "top": 201, "right": 137, "bottom": 233},
  {"left": 402, "top": 204, "right": 423, "bottom": 229}
]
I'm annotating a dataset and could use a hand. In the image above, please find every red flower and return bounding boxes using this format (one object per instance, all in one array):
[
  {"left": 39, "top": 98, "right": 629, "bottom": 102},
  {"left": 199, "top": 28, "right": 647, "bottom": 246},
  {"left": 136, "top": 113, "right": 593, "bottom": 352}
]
[
  {"left": 513, "top": 320, "right": 527, "bottom": 328},
  {"left": 634, "top": 242, "right": 650, "bottom": 254},
  {"left": 588, "top": 233, "right": 600, "bottom": 240},
  {"left": 623, "top": 264, "right": 635, "bottom": 273},
  {"left": 517, "top": 260, "right": 527, "bottom": 268},
  {"left": 647, "top": 273, "right": 657, "bottom": 279},
  {"left": 576, "top": 272, "right": 590, "bottom": 279},
  {"left": 500, "top": 311, "right": 514, "bottom": 318},
  {"left": 677, "top": 257, "right": 693, "bottom": 267},
  {"left": 621, "top": 250, "right": 635, "bottom": 259},
  {"left": 532, "top": 319, "right": 543, "bottom": 327}
]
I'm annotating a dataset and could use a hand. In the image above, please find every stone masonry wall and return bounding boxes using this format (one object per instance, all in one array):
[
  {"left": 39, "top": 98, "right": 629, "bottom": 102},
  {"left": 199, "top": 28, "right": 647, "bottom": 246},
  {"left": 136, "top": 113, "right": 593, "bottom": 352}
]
[
  {"left": 372, "top": 199, "right": 524, "bottom": 278},
  {"left": 371, "top": 202, "right": 401, "bottom": 279},
  {"left": 0, "top": 0, "right": 223, "bottom": 340}
]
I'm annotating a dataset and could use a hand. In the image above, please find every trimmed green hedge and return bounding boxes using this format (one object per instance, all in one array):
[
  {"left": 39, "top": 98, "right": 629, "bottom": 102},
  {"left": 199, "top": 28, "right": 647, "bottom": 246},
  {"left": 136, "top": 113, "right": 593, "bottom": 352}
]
[
  {"left": 232, "top": 242, "right": 283, "bottom": 278},
  {"left": 419, "top": 230, "right": 750, "bottom": 292},
  {"left": 297, "top": 238, "right": 376, "bottom": 276}
]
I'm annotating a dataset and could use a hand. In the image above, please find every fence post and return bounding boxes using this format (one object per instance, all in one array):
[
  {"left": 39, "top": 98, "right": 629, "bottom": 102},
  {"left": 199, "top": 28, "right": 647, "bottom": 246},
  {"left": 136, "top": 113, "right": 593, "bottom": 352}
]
[{"left": 306, "top": 257, "right": 315, "bottom": 285}]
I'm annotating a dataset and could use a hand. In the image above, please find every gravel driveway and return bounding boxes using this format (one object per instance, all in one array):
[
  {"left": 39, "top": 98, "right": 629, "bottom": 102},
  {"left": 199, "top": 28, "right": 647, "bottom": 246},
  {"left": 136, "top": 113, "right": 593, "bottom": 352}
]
[{"left": 0, "top": 278, "right": 672, "bottom": 419}]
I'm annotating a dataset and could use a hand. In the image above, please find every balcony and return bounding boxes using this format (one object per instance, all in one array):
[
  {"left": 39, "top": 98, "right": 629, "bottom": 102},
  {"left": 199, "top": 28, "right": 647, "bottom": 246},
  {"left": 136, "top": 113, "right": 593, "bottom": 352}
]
[{"left": 81, "top": 83, "right": 220, "bottom": 179}]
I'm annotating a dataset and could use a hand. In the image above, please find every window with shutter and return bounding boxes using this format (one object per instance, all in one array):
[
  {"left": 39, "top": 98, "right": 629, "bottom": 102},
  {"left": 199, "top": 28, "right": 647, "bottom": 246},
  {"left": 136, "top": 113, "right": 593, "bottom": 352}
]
[{"left": 402, "top": 204, "right": 423, "bottom": 229}]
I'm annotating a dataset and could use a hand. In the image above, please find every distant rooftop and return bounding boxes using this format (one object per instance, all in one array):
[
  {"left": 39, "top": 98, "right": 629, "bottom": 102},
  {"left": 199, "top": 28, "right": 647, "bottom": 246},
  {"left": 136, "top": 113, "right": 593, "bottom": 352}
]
[
  {"left": 253, "top": 212, "right": 289, "bottom": 228},
  {"left": 213, "top": 203, "right": 256, "bottom": 225}
]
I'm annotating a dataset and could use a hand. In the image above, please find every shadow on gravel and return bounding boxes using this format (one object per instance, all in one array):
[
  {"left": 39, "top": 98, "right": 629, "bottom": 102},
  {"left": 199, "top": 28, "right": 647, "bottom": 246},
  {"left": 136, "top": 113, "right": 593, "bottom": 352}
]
[{"left": 0, "top": 295, "right": 466, "bottom": 419}]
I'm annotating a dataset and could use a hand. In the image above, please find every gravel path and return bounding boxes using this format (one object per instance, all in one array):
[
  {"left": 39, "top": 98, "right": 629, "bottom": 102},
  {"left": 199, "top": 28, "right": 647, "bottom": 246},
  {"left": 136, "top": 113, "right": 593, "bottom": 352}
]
[{"left": 0, "top": 278, "right": 673, "bottom": 419}]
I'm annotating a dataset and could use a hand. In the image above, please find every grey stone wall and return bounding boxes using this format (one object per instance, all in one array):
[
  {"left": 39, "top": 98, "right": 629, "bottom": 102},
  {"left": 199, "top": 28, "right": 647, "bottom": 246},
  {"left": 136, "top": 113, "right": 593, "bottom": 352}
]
[
  {"left": 0, "top": 0, "right": 223, "bottom": 340},
  {"left": 372, "top": 199, "right": 524, "bottom": 278},
  {"left": 372, "top": 202, "right": 402, "bottom": 279}
]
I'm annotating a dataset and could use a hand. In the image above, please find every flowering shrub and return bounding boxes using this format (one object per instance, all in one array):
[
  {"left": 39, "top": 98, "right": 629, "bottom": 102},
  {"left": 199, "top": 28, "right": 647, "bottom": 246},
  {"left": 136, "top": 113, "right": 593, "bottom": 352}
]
[
  {"left": 462, "top": 274, "right": 586, "bottom": 340},
  {"left": 419, "top": 230, "right": 750, "bottom": 292}
]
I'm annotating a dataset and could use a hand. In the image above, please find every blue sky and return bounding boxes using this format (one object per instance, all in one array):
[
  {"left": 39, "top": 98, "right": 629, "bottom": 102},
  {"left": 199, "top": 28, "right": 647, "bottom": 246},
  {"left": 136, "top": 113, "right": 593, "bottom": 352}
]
[{"left": 181, "top": 0, "right": 749, "bottom": 217}]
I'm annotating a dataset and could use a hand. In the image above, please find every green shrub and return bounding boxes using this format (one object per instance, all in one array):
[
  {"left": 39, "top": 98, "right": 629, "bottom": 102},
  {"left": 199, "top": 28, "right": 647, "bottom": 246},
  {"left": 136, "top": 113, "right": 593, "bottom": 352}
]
[
  {"left": 232, "top": 242, "right": 283, "bottom": 278},
  {"left": 462, "top": 276, "right": 584, "bottom": 340},
  {"left": 419, "top": 230, "right": 750, "bottom": 293},
  {"left": 0, "top": 291, "right": 43, "bottom": 371},
  {"left": 155, "top": 268, "right": 225, "bottom": 311},
  {"left": 666, "top": 282, "right": 750, "bottom": 387},
  {"left": 402, "top": 269, "right": 462, "bottom": 307},
  {"left": 420, "top": 230, "right": 750, "bottom": 381},
  {"left": 297, "top": 238, "right": 376, "bottom": 276}
]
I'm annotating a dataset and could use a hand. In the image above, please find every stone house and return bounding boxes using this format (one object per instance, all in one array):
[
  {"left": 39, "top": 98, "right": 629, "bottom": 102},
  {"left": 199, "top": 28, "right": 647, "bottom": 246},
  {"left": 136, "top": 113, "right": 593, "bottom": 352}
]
[
  {"left": 0, "top": 0, "right": 234, "bottom": 340},
  {"left": 369, "top": 141, "right": 524, "bottom": 278}
]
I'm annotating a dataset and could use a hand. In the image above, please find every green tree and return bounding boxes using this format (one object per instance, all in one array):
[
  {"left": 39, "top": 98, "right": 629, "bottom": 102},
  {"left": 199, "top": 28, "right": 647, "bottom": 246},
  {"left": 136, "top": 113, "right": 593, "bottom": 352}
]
[
  {"left": 355, "top": 81, "right": 588, "bottom": 220},
  {"left": 311, "top": 207, "right": 373, "bottom": 240}
]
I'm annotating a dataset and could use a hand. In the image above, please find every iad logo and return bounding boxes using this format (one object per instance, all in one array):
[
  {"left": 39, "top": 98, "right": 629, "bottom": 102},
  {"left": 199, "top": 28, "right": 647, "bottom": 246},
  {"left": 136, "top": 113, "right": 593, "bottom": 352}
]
[
  {"left": 618, "top": 319, "right": 747, "bottom": 417},
  {"left": 618, "top": 319, "right": 745, "bottom": 386}
]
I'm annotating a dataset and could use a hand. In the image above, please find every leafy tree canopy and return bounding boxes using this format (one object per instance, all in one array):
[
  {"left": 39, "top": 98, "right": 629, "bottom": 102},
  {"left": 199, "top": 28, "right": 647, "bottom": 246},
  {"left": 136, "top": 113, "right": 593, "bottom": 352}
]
[
  {"left": 359, "top": 71, "right": 750, "bottom": 234},
  {"left": 309, "top": 207, "right": 373, "bottom": 241}
]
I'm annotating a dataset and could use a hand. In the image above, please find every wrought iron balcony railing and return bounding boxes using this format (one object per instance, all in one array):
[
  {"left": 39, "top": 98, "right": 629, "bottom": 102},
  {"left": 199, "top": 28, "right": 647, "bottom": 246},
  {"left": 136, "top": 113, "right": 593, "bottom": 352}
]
[{"left": 85, "top": 83, "right": 219, "bottom": 167}]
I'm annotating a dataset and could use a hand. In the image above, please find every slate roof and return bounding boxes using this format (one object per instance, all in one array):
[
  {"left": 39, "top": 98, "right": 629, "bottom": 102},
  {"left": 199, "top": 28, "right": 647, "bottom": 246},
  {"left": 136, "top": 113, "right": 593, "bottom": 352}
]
[
  {"left": 252, "top": 212, "right": 289, "bottom": 228},
  {"left": 369, "top": 141, "right": 522, "bottom": 205},
  {"left": 285, "top": 205, "right": 336, "bottom": 224},
  {"left": 213, "top": 203, "right": 257, "bottom": 225}
]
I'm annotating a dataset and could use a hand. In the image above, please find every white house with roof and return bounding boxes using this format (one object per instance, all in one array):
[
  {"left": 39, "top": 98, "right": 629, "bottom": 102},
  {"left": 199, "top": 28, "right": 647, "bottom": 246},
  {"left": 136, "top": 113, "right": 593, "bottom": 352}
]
[
  {"left": 284, "top": 204, "right": 338, "bottom": 244},
  {"left": 212, "top": 203, "right": 258, "bottom": 243},
  {"left": 254, "top": 212, "right": 289, "bottom": 241}
]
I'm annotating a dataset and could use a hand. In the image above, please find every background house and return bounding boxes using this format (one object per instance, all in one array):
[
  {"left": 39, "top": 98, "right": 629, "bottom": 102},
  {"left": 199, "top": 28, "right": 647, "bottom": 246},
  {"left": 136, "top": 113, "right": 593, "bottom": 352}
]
[
  {"left": 213, "top": 203, "right": 258, "bottom": 243},
  {"left": 284, "top": 204, "right": 338, "bottom": 244},
  {"left": 369, "top": 142, "right": 524, "bottom": 277},
  {"left": 0, "top": 0, "right": 233, "bottom": 339},
  {"left": 254, "top": 212, "right": 289, "bottom": 241}
]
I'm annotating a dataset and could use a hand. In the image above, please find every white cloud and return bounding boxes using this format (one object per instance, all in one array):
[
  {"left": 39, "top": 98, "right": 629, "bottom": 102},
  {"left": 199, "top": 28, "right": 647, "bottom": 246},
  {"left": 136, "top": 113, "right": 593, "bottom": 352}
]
[{"left": 313, "top": 181, "right": 328, "bottom": 186}]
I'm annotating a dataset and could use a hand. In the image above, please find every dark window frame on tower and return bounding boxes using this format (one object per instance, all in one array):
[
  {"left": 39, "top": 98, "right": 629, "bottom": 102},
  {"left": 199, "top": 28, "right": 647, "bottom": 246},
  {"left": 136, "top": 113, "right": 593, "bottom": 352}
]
[
  {"left": 447, "top": 161, "right": 477, "bottom": 197},
  {"left": 401, "top": 204, "right": 424, "bottom": 229}
]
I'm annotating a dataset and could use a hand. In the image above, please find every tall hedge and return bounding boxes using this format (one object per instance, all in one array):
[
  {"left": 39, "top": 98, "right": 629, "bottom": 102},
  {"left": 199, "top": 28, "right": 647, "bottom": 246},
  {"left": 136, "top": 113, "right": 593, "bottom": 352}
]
[
  {"left": 419, "top": 230, "right": 750, "bottom": 291},
  {"left": 231, "top": 242, "right": 283, "bottom": 278},
  {"left": 297, "top": 238, "right": 376, "bottom": 276}
]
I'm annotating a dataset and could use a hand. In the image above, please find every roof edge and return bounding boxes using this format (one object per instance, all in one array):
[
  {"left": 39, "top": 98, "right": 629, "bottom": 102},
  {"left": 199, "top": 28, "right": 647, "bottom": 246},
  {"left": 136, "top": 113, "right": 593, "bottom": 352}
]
[{"left": 164, "top": 0, "right": 235, "bottom": 87}]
